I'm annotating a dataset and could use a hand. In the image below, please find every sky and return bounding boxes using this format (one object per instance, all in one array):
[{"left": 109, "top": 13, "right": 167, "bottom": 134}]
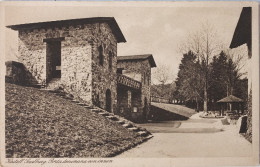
[{"left": 4, "top": 4, "right": 245, "bottom": 83}]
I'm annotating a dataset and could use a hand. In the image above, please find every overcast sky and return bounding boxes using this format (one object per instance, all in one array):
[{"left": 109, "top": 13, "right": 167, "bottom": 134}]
[{"left": 4, "top": 5, "right": 245, "bottom": 83}]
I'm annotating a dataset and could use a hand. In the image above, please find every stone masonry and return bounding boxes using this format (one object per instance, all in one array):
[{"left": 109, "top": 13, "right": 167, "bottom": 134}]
[
  {"left": 117, "top": 55, "right": 156, "bottom": 122},
  {"left": 7, "top": 18, "right": 126, "bottom": 113},
  {"left": 6, "top": 18, "right": 157, "bottom": 122}
]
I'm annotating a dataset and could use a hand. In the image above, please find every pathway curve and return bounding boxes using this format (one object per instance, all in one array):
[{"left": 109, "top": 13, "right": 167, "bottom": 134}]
[{"left": 117, "top": 111, "right": 252, "bottom": 157}]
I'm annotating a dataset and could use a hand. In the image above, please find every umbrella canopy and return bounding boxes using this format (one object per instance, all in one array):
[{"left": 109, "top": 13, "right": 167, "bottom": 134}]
[{"left": 217, "top": 95, "right": 243, "bottom": 103}]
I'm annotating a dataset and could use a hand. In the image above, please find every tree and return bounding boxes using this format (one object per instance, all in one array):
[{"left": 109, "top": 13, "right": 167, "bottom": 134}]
[
  {"left": 208, "top": 51, "right": 228, "bottom": 102},
  {"left": 174, "top": 51, "right": 204, "bottom": 111},
  {"left": 152, "top": 63, "right": 174, "bottom": 99},
  {"left": 179, "top": 22, "right": 221, "bottom": 112},
  {"left": 208, "top": 51, "right": 248, "bottom": 111},
  {"left": 152, "top": 63, "right": 172, "bottom": 85}
]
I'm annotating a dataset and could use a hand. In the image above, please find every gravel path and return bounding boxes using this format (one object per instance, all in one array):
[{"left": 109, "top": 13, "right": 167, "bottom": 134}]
[{"left": 118, "top": 112, "right": 252, "bottom": 157}]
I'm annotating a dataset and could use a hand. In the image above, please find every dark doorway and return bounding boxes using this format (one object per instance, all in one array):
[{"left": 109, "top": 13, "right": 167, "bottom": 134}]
[
  {"left": 106, "top": 89, "right": 112, "bottom": 112},
  {"left": 46, "top": 41, "right": 61, "bottom": 82},
  {"left": 143, "top": 97, "right": 148, "bottom": 120}
]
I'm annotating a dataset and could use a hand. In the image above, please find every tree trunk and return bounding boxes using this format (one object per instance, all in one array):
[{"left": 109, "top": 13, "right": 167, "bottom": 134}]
[
  {"left": 204, "top": 85, "right": 208, "bottom": 112},
  {"left": 196, "top": 97, "right": 199, "bottom": 112}
]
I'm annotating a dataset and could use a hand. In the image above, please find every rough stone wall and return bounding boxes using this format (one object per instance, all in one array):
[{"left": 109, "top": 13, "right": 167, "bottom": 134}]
[
  {"left": 91, "top": 23, "right": 118, "bottom": 112},
  {"left": 60, "top": 24, "right": 93, "bottom": 102},
  {"left": 18, "top": 25, "right": 93, "bottom": 101},
  {"left": 17, "top": 23, "right": 117, "bottom": 103},
  {"left": 117, "top": 59, "right": 152, "bottom": 117},
  {"left": 18, "top": 29, "right": 47, "bottom": 84}
]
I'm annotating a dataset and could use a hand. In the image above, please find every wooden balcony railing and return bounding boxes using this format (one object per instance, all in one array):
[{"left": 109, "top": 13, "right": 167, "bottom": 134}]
[{"left": 117, "top": 74, "right": 141, "bottom": 90}]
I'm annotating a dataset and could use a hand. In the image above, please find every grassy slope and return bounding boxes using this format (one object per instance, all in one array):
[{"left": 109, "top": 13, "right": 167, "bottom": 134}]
[
  {"left": 151, "top": 102, "right": 197, "bottom": 118},
  {"left": 5, "top": 83, "right": 144, "bottom": 158}
]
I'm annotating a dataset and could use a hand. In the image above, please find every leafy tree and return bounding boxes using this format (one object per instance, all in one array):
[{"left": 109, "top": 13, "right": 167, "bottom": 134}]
[
  {"left": 174, "top": 51, "right": 204, "bottom": 111},
  {"left": 208, "top": 51, "right": 248, "bottom": 110},
  {"left": 208, "top": 51, "right": 228, "bottom": 102}
]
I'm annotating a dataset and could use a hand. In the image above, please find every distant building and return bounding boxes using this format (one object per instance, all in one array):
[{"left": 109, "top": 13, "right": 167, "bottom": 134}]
[
  {"left": 117, "top": 54, "right": 156, "bottom": 122},
  {"left": 6, "top": 17, "right": 156, "bottom": 122}
]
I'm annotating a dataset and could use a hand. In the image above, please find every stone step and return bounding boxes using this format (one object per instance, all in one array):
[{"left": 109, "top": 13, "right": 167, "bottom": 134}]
[
  {"left": 40, "top": 88, "right": 53, "bottom": 92},
  {"left": 122, "top": 123, "right": 133, "bottom": 128},
  {"left": 90, "top": 109, "right": 101, "bottom": 112},
  {"left": 138, "top": 127, "right": 147, "bottom": 132},
  {"left": 48, "top": 90, "right": 57, "bottom": 93},
  {"left": 128, "top": 127, "right": 139, "bottom": 132},
  {"left": 105, "top": 115, "right": 118, "bottom": 121},
  {"left": 98, "top": 112, "right": 110, "bottom": 116},
  {"left": 116, "top": 120, "right": 125, "bottom": 124},
  {"left": 145, "top": 135, "right": 153, "bottom": 139},
  {"left": 32, "top": 84, "right": 45, "bottom": 89},
  {"left": 96, "top": 108, "right": 106, "bottom": 112},
  {"left": 76, "top": 103, "right": 86, "bottom": 106},
  {"left": 85, "top": 106, "right": 94, "bottom": 109},
  {"left": 137, "top": 131, "right": 148, "bottom": 137},
  {"left": 49, "top": 89, "right": 62, "bottom": 93},
  {"left": 63, "top": 96, "right": 73, "bottom": 100},
  {"left": 71, "top": 99, "right": 79, "bottom": 103},
  {"left": 55, "top": 93, "right": 65, "bottom": 97}
]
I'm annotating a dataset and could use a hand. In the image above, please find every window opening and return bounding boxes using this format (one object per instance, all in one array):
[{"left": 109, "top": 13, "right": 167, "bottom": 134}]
[{"left": 99, "top": 45, "right": 103, "bottom": 66}]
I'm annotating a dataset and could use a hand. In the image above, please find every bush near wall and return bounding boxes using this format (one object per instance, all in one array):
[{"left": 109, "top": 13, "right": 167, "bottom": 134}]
[{"left": 5, "top": 61, "right": 37, "bottom": 86}]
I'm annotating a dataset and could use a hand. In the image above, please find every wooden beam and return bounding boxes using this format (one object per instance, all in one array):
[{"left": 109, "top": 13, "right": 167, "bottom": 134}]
[{"left": 43, "top": 37, "right": 65, "bottom": 42}]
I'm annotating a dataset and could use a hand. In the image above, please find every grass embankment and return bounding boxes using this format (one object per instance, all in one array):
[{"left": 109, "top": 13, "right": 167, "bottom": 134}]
[{"left": 5, "top": 83, "right": 144, "bottom": 158}]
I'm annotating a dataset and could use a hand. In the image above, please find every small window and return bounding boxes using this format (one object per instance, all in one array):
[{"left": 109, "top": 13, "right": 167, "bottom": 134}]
[
  {"left": 98, "top": 45, "right": 103, "bottom": 66},
  {"left": 109, "top": 51, "right": 113, "bottom": 69}
]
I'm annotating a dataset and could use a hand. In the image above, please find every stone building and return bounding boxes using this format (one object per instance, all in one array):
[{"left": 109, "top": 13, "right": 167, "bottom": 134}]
[
  {"left": 117, "top": 54, "right": 156, "bottom": 122},
  {"left": 6, "top": 17, "right": 156, "bottom": 122},
  {"left": 230, "top": 7, "right": 252, "bottom": 139},
  {"left": 7, "top": 17, "right": 126, "bottom": 113}
]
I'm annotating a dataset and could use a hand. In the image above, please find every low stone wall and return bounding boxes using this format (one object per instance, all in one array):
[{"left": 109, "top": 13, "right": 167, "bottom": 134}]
[
  {"left": 5, "top": 61, "right": 35, "bottom": 85},
  {"left": 151, "top": 96, "right": 170, "bottom": 103}
]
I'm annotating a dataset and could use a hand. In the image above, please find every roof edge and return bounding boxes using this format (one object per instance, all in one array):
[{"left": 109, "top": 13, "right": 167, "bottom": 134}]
[
  {"left": 6, "top": 17, "right": 126, "bottom": 43},
  {"left": 118, "top": 54, "right": 156, "bottom": 67}
]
